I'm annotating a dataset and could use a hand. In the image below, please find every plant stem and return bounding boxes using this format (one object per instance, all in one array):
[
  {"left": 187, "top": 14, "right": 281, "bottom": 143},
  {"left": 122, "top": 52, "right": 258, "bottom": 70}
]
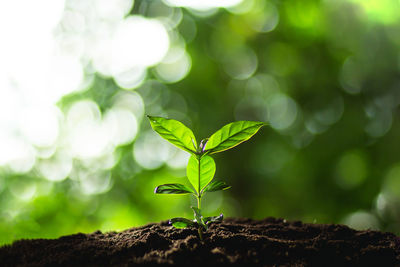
[
  {"left": 197, "top": 155, "right": 204, "bottom": 241},
  {"left": 198, "top": 227, "right": 203, "bottom": 240},
  {"left": 197, "top": 194, "right": 203, "bottom": 240},
  {"left": 197, "top": 195, "right": 201, "bottom": 209}
]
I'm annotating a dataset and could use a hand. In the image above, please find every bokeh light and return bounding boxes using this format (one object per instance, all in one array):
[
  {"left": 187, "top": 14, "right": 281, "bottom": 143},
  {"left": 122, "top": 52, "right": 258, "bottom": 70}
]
[
  {"left": 1, "top": 0, "right": 400, "bottom": 246},
  {"left": 163, "top": 0, "right": 243, "bottom": 11}
]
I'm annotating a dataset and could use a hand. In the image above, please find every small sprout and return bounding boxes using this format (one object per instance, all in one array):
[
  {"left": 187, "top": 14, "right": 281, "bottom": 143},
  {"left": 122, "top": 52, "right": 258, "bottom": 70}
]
[
  {"left": 148, "top": 116, "right": 266, "bottom": 240},
  {"left": 170, "top": 217, "right": 197, "bottom": 228}
]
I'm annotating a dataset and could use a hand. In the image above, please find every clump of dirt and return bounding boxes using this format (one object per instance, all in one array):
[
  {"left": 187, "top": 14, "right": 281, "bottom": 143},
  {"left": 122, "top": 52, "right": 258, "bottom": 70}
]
[{"left": 1, "top": 217, "right": 399, "bottom": 266}]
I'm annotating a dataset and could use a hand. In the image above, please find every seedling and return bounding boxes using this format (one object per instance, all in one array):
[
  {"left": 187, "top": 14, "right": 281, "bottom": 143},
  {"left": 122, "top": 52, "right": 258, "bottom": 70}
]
[{"left": 148, "top": 116, "right": 266, "bottom": 240}]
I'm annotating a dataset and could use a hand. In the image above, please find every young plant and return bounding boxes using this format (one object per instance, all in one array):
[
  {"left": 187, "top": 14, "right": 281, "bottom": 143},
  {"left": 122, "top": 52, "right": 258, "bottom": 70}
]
[{"left": 147, "top": 116, "right": 266, "bottom": 240}]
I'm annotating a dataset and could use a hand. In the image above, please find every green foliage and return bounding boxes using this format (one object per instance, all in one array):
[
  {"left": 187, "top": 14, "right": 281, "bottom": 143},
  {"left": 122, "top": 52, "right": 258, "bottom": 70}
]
[
  {"left": 4, "top": 0, "right": 400, "bottom": 245},
  {"left": 147, "top": 115, "right": 197, "bottom": 154},
  {"left": 203, "top": 181, "right": 231, "bottom": 193},
  {"left": 170, "top": 217, "right": 197, "bottom": 228},
  {"left": 187, "top": 155, "right": 216, "bottom": 194},
  {"left": 204, "top": 214, "right": 224, "bottom": 225},
  {"left": 191, "top": 206, "right": 206, "bottom": 230},
  {"left": 204, "top": 121, "right": 266, "bottom": 154},
  {"left": 154, "top": 183, "right": 195, "bottom": 194},
  {"left": 149, "top": 116, "right": 265, "bottom": 239}
]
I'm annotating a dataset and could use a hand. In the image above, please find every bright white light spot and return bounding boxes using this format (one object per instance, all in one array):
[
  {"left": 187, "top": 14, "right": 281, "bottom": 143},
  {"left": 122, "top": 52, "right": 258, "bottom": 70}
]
[
  {"left": 103, "top": 108, "right": 138, "bottom": 146},
  {"left": 111, "top": 16, "right": 169, "bottom": 73},
  {"left": 9, "top": 180, "right": 37, "bottom": 201},
  {"left": 223, "top": 47, "right": 258, "bottom": 80},
  {"left": 158, "top": 46, "right": 185, "bottom": 64},
  {"left": 112, "top": 91, "right": 145, "bottom": 120},
  {"left": 267, "top": 93, "right": 298, "bottom": 130},
  {"left": 154, "top": 49, "right": 192, "bottom": 83},
  {"left": 0, "top": 1, "right": 90, "bottom": 177},
  {"left": 0, "top": 1, "right": 65, "bottom": 37},
  {"left": 163, "top": 0, "right": 243, "bottom": 11},
  {"left": 90, "top": 36, "right": 114, "bottom": 76},
  {"left": 246, "top": 1, "right": 279, "bottom": 33},
  {"left": 19, "top": 105, "right": 61, "bottom": 147},
  {"left": 0, "top": 1, "right": 84, "bottom": 106},
  {"left": 227, "top": 0, "right": 255, "bottom": 14},
  {"left": 69, "top": 120, "right": 111, "bottom": 159},
  {"left": 48, "top": 55, "right": 84, "bottom": 101},
  {"left": 61, "top": 9, "right": 86, "bottom": 33},
  {"left": 374, "top": 192, "right": 400, "bottom": 220},
  {"left": 66, "top": 100, "right": 101, "bottom": 127},
  {"left": 148, "top": 1, "right": 183, "bottom": 30},
  {"left": 0, "top": 135, "right": 36, "bottom": 173},
  {"left": 80, "top": 152, "right": 118, "bottom": 171},
  {"left": 133, "top": 131, "right": 172, "bottom": 169},
  {"left": 38, "top": 153, "right": 72, "bottom": 182},
  {"left": 79, "top": 170, "right": 113, "bottom": 195},
  {"left": 66, "top": 100, "right": 110, "bottom": 159},
  {"left": 342, "top": 210, "right": 379, "bottom": 230},
  {"left": 114, "top": 67, "right": 147, "bottom": 89},
  {"left": 167, "top": 147, "right": 190, "bottom": 169},
  {"left": 94, "top": 0, "right": 134, "bottom": 21},
  {"left": 375, "top": 193, "right": 389, "bottom": 218},
  {"left": 36, "top": 146, "right": 57, "bottom": 159}
]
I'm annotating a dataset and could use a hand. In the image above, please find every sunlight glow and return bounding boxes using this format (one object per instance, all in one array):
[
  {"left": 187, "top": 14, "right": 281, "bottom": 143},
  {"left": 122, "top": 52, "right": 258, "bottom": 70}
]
[
  {"left": 78, "top": 170, "right": 113, "bottom": 195},
  {"left": 66, "top": 100, "right": 109, "bottom": 159},
  {"left": 154, "top": 47, "right": 192, "bottom": 83},
  {"left": 38, "top": 153, "right": 73, "bottom": 182},
  {"left": 0, "top": 135, "right": 36, "bottom": 173},
  {"left": 111, "top": 16, "right": 170, "bottom": 72},
  {"left": 19, "top": 106, "right": 61, "bottom": 148},
  {"left": 163, "top": 0, "right": 243, "bottom": 11},
  {"left": 103, "top": 108, "right": 139, "bottom": 146},
  {"left": 0, "top": 0, "right": 173, "bottom": 179},
  {"left": 133, "top": 131, "right": 172, "bottom": 169},
  {"left": 342, "top": 210, "right": 380, "bottom": 230},
  {"left": 9, "top": 180, "right": 37, "bottom": 201}
]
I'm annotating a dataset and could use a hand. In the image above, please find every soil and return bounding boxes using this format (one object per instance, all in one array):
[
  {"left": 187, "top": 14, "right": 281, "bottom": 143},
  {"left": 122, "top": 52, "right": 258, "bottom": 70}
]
[{"left": 1, "top": 217, "right": 399, "bottom": 266}]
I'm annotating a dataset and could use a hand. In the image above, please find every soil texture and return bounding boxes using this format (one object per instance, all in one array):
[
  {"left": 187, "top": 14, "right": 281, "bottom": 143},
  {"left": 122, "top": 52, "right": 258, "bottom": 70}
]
[{"left": 1, "top": 217, "right": 399, "bottom": 266}]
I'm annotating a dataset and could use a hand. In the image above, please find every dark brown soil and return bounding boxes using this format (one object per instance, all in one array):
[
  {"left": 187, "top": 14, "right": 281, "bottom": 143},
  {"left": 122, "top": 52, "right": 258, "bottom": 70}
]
[{"left": 1, "top": 217, "right": 399, "bottom": 266}]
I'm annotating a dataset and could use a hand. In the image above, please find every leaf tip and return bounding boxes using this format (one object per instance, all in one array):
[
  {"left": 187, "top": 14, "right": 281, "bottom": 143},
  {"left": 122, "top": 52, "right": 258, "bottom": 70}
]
[{"left": 154, "top": 186, "right": 159, "bottom": 194}]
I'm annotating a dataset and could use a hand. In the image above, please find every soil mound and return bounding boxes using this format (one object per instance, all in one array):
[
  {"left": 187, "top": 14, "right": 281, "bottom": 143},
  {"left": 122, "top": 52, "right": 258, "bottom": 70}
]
[{"left": 1, "top": 217, "right": 399, "bottom": 266}]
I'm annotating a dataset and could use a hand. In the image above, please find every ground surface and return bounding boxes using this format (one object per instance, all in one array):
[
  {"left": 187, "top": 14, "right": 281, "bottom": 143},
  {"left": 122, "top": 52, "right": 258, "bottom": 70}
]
[{"left": 1, "top": 217, "right": 399, "bottom": 266}]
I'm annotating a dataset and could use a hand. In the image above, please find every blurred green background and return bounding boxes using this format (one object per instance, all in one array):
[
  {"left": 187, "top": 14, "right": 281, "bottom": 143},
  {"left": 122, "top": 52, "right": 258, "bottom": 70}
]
[{"left": 1, "top": 0, "right": 400, "bottom": 245}]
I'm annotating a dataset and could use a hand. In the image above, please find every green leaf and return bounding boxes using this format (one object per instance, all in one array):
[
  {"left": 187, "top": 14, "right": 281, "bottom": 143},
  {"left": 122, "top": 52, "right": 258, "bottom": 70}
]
[
  {"left": 154, "top": 183, "right": 195, "bottom": 194},
  {"left": 187, "top": 155, "right": 216, "bottom": 194},
  {"left": 204, "top": 121, "right": 266, "bottom": 154},
  {"left": 204, "top": 214, "right": 224, "bottom": 225},
  {"left": 147, "top": 115, "right": 197, "bottom": 154},
  {"left": 202, "top": 181, "right": 231, "bottom": 193},
  {"left": 191, "top": 207, "right": 207, "bottom": 230},
  {"left": 169, "top": 217, "right": 197, "bottom": 228}
]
